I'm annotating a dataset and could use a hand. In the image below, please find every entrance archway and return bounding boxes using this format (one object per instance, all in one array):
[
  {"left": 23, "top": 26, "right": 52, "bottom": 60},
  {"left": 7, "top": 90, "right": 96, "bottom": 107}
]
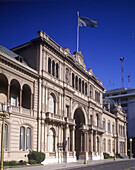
[{"left": 74, "top": 108, "right": 85, "bottom": 159}]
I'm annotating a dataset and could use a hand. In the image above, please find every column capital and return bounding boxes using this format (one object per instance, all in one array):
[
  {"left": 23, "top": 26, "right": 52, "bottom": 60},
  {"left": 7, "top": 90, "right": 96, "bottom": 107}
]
[
  {"left": 65, "top": 123, "right": 69, "bottom": 128},
  {"left": 73, "top": 125, "right": 75, "bottom": 130},
  {"left": 90, "top": 130, "right": 93, "bottom": 134}
]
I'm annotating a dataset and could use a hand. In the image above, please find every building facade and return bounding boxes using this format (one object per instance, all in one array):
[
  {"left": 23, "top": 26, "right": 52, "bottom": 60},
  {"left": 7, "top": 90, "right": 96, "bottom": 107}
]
[
  {"left": 0, "top": 31, "right": 127, "bottom": 164},
  {"left": 104, "top": 88, "right": 135, "bottom": 157}
]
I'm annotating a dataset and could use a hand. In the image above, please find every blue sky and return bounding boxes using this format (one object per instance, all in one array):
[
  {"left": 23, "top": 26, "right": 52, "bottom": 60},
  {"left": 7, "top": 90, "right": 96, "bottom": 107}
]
[{"left": 0, "top": 0, "right": 135, "bottom": 90}]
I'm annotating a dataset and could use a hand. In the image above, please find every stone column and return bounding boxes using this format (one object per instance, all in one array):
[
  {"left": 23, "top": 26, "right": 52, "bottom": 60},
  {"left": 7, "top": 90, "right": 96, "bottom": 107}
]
[
  {"left": 30, "top": 93, "right": 33, "bottom": 115},
  {"left": 90, "top": 130, "right": 93, "bottom": 152},
  {"left": 38, "top": 78, "right": 42, "bottom": 151},
  {"left": 72, "top": 126, "right": 75, "bottom": 151},
  {"left": 46, "top": 52, "right": 48, "bottom": 72},
  {"left": 55, "top": 100, "right": 58, "bottom": 115},
  {"left": 40, "top": 120, "right": 44, "bottom": 152},
  {"left": 45, "top": 87, "right": 48, "bottom": 112},
  {"left": 81, "top": 132, "right": 83, "bottom": 151},
  {"left": 93, "top": 131, "right": 97, "bottom": 153},
  {"left": 70, "top": 98, "right": 72, "bottom": 118},
  {"left": 100, "top": 135, "right": 103, "bottom": 155},
  {"left": 63, "top": 94, "right": 65, "bottom": 117},
  {"left": 125, "top": 137, "right": 127, "bottom": 155},
  {"left": 42, "top": 50, "right": 46, "bottom": 71},
  {"left": 59, "top": 94, "right": 61, "bottom": 115},
  {"left": 41, "top": 85, "right": 45, "bottom": 113},
  {"left": 7, "top": 83, "right": 10, "bottom": 104},
  {"left": 19, "top": 88, "right": 22, "bottom": 113},
  {"left": 65, "top": 124, "right": 69, "bottom": 152}
]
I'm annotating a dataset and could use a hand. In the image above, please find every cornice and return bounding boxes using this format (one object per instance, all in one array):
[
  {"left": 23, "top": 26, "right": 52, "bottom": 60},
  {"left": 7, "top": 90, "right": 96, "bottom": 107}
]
[
  {"left": 0, "top": 51, "right": 38, "bottom": 79},
  {"left": 18, "top": 36, "right": 104, "bottom": 90}
]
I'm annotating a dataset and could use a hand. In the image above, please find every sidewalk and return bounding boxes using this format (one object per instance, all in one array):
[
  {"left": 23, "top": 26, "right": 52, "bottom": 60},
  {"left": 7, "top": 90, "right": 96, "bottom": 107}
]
[{"left": 5, "top": 158, "right": 134, "bottom": 170}]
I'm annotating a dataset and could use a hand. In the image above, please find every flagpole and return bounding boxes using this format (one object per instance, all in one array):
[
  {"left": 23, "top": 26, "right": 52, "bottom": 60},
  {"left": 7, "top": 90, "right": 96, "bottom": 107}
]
[{"left": 77, "top": 11, "right": 79, "bottom": 52}]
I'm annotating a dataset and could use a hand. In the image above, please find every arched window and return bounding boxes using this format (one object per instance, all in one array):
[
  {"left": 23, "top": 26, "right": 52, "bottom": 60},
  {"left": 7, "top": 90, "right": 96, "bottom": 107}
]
[
  {"left": 22, "top": 84, "right": 31, "bottom": 109},
  {"left": 98, "top": 93, "right": 100, "bottom": 103},
  {"left": 95, "top": 114, "right": 99, "bottom": 127},
  {"left": 95, "top": 91, "right": 97, "bottom": 101},
  {"left": 72, "top": 73, "right": 74, "bottom": 88},
  {"left": 123, "top": 126, "right": 125, "bottom": 136},
  {"left": 103, "top": 119, "right": 106, "bottom": 131},
  {"left": 108, "top": 121, "right": 111, "bottom": 132},
  {"left": 90, "top": 85, "right": 93, "bottom": 98},
  {"left": 20, "top": 126, "right": 25, "bottom": 151},
  {"left": 48, "top": 129, "right": 55, "bottom": 152},
  {"left": 75, "top": 76, "right": 78, "bottom": 90},
  {"left": 0, "top": 73, "right": 8, "bottom": 103},
  {"left": 82, "top": 81, "right": 84, "bottom": 94},
  {"left": 112, "top": 140, "right": 115, "bottom": 152},
  {"left": 112, "top": 124, "right": 115, "bottom": 134},
  {"left": 108, "top": 139, "right": 111, "bottom": 152},
  {"left": 52, "top": 60, "right": 55, "bottom": 76},
  {"left": 4, "top": 124, "right": 8, "bottom": 151},
  {"left": 56, "top": 63, "right": 59, "bottom": 78},
  {"left": 48, "top": 58, "right": 51, "bottom": 74},
  {"left": 93, "top": 134, "right": 95, "bottom": 152},
  {"left": 10, "top": 79, "right": 20, "bottom": 106},
  {"left": 103, "top": 138, "right": 106, "bottom": 152},
  {"left": 20, "top": 126, "right": 32, "bottom": 151},
  {"left": 85, "top": 83, "right": 87, "bottom": 95},
  {"left": 49, "top": 94, "right": 55, "bottom": 113},
  {"left": 26, "top": 127, "right": 32, "bottom": 150},
  {"left": 79, "top": 78, "right": 81, "bottom": 92},
  {"left": 97, "top": 137, "right": 99, "bottom": 152}
]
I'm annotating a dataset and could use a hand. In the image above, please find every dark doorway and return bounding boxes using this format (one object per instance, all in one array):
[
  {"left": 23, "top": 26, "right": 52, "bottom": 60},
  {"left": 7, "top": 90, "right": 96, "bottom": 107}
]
[{"left": 74, "top": 108, "right": 85, "bottom": 160}]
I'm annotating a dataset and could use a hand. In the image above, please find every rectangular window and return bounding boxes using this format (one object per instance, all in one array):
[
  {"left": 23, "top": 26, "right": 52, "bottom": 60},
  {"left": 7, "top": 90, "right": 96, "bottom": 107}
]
[
  {"left": 112, "top": 125, "right": 115, "bottom": 134},
  {"left": 4, "top": 124, "right": 8, "bottom": 151},
  {"left": 65, "top": 105, "right": 69, "bottom": 118},
  {"left": 103, "top": 121, "right": 106, "bottom": 131},
  {"left": 26, "top": 128, "right": 32, "bottom": 150},
  {"left": 20, "top": 127, "right": 25, "bottom": 151},
  {"left": 108, "top": 123, "right": 110, "bottom": 132}
]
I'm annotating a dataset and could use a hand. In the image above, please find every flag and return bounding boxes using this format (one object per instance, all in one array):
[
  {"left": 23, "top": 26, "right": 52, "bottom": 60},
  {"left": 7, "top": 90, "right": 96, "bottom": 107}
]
[{"left": 78, "top": 16, "right": 97, "bottom": 28}]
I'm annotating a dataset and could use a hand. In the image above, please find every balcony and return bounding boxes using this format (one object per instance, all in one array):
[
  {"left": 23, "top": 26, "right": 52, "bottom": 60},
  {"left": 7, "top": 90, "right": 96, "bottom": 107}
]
[
  {"left": 89, "top": 125, "right": 105, "bottom": 134},
  {"left": 64, "top": 117, "right": 75, "bottom": 125},
  {"left": 45, "top": 112, "right": 65, "bottom": 124}
]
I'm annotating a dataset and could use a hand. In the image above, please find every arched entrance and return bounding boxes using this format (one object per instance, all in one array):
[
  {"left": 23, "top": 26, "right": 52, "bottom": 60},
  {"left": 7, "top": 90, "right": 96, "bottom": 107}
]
[{"left": 74, "top": 108, "right": 85, "bottom": 159}]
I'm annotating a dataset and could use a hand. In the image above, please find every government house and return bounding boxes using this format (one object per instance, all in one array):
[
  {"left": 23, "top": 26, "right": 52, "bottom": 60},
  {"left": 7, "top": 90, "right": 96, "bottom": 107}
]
[{"left": 0, "top": 31, "right": 127, "bottom": 164}]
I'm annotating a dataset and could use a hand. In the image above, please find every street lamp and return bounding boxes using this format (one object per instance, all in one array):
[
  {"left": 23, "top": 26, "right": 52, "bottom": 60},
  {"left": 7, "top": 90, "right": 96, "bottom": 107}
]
[
  {"left": 0, "top": 103, "right": 12, "bottom": 170},
  {"left": 130, "top": 138, "right": 132, "bottom": 159},
  {"left": 113, "top": 133, "right": 117, "bottom": 161},
  {"left": 81, "top": 125, "right": 89, "bottom": 164}
]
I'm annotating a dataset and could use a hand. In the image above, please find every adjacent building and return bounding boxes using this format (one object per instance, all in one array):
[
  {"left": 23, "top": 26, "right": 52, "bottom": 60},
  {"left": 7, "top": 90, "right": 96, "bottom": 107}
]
[
  {"left": 0, "top": 31, "right": 127, "bottom": 164},
  {"left": 104, "top": 88, "right": 135, "bottom": 157}
]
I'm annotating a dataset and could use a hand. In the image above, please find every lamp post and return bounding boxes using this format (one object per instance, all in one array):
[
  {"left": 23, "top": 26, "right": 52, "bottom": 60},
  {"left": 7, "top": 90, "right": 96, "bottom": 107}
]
[
  {"left": 0, "top": 103, "right": 12, "bottom": 170},
  {"left": 130, "top": 138, "right": 132, "bottom": 159},
  {"left": 81, "top": 125, "right": 89, "bottom": 164},
  {"left": 113, "top": 133, "right": 117, "bottom": 161}
]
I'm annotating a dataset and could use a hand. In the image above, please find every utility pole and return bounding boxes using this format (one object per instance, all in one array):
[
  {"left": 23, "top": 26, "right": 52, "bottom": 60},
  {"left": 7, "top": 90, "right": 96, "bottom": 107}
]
[{"left": 120, "top": 57, "right": 124, "bottom": 88}]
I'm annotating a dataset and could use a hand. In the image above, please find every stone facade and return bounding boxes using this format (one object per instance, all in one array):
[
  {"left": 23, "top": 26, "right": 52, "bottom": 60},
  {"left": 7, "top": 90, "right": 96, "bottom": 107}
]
[{"left": 0, "top": 31, "right": 127, "bottom": 164}]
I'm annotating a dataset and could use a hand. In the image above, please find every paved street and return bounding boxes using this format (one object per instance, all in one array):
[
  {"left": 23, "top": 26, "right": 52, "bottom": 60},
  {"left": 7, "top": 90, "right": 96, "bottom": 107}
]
[
  {"left": 5, "top": 159, "right": 135, "bottom": 170},
  {"left": 69, "top": 160, "right": 135, "bottom": 170}
]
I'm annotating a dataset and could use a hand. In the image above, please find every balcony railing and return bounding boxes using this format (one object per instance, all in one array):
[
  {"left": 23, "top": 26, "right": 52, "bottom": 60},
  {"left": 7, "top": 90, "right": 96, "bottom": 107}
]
[{"left": 46, "top": 112, "right": 65, "bottom": 123}]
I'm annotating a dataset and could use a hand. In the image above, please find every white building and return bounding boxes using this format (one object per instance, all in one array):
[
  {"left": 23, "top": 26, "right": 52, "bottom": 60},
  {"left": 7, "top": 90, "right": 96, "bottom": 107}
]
[{"left": 0, "top": 31, "right": 127, "bottom": 164}]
